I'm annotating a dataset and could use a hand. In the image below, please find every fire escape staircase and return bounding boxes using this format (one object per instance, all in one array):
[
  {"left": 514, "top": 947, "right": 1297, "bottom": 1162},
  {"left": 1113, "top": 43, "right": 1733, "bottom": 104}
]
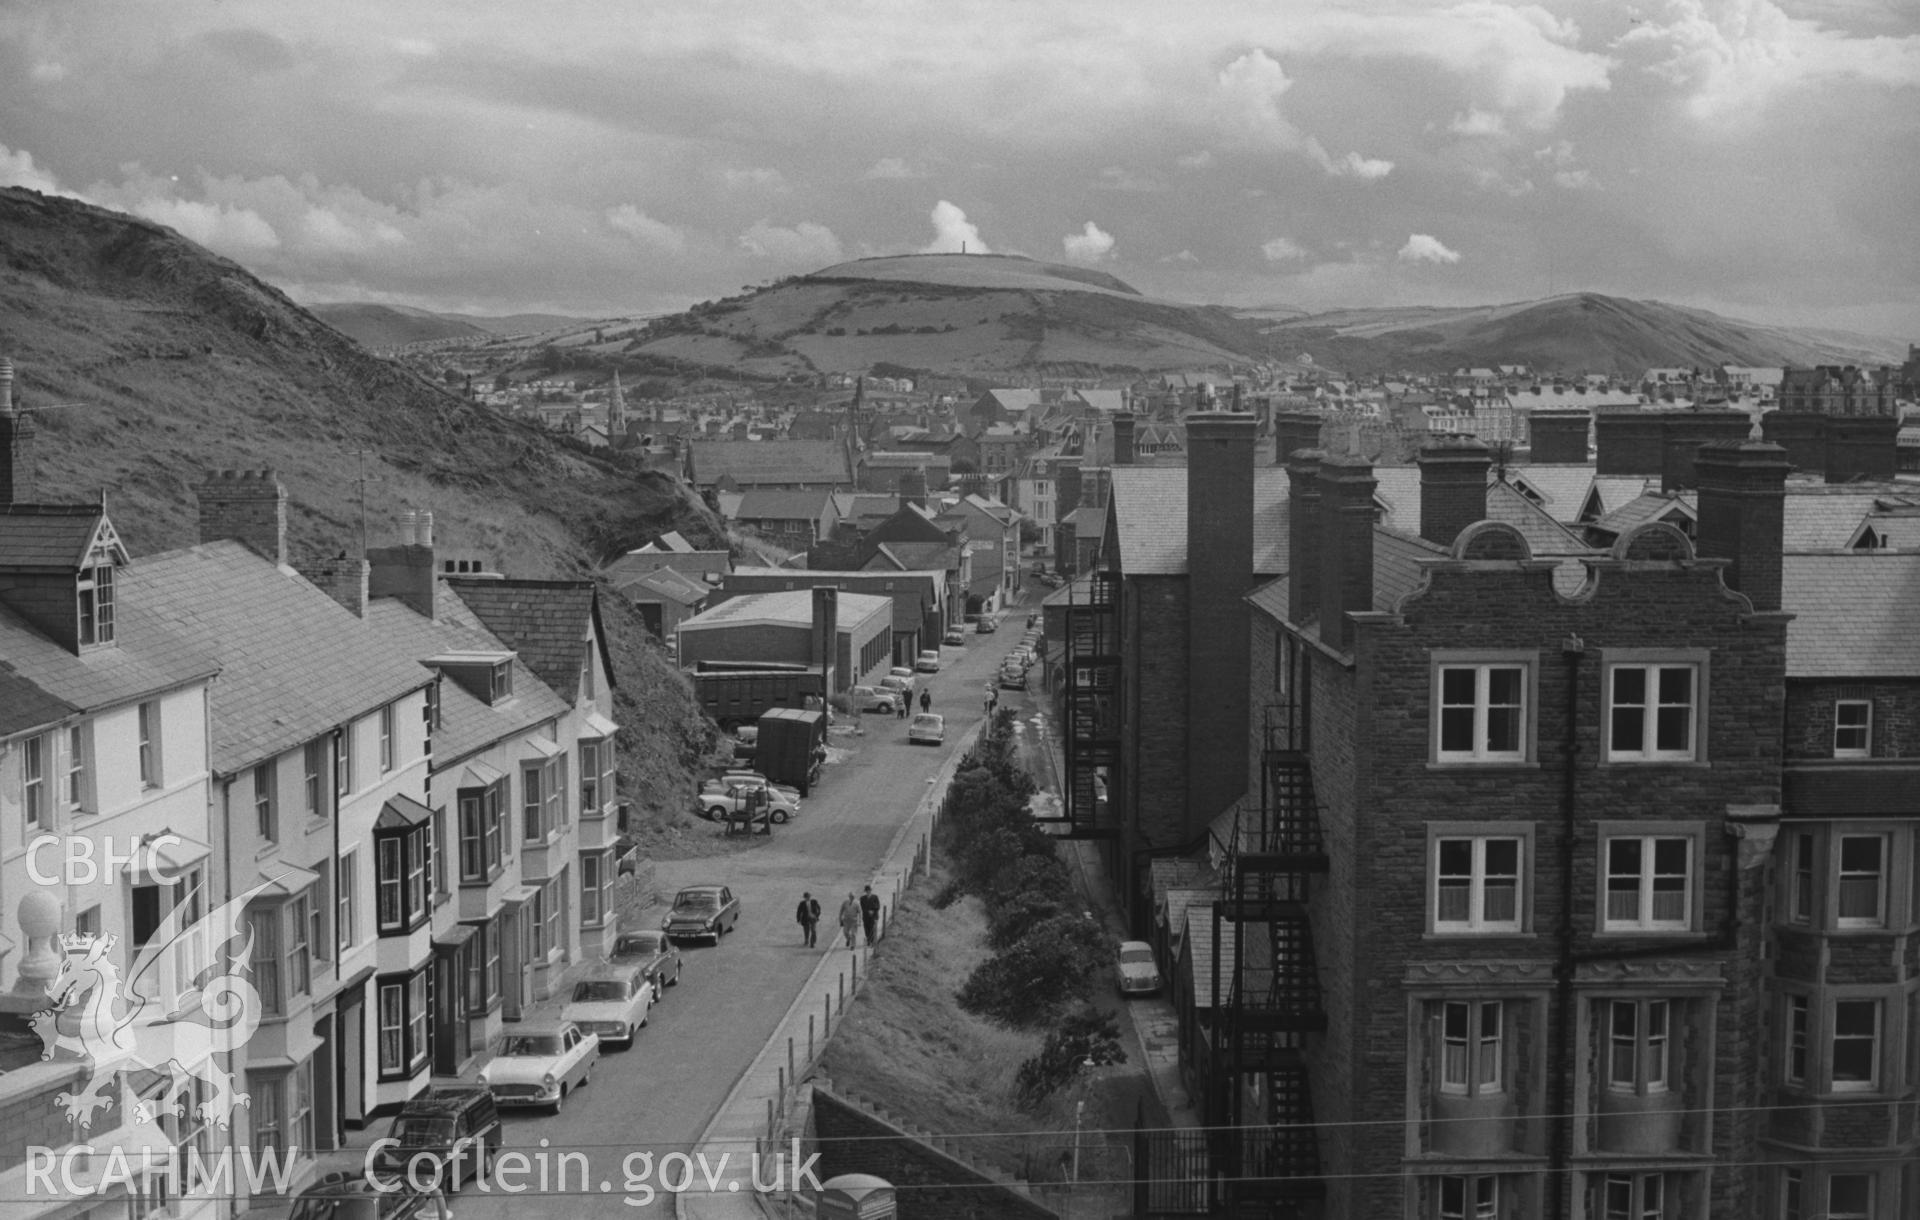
[{"left": 1056, "top": 569, "right": 1121, "bottom": 838}]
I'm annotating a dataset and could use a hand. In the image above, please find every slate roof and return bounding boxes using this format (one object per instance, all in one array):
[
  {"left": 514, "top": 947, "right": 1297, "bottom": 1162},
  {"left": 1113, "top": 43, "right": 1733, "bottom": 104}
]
[
  {"left": 1780, "top": 552, "right": 1920, "bottom": 678},
  {"left": 1782, "top": 489, "right": 1920, "bottom": 551},
  {"left": 1482, "top": 480, "right": 1593, "bottom": 555},
  {"left": 873, "top": 541, "right": 956, "bottom": 573},
  {"left": 1588, "top": 475, "right": 1661, "bottom": 516},
  {"left": 862, "top": 451, "right": 951, "bottom": 470},
  {"left": 620, "top": 568, "right": 710, "bottom": 607},
  {"left": 444, "top": 578, "right": 608, "bottom": 705},
  {"left": 129, "top": 541, "right": 430, "bottom": 774},
  {"left": 1590, "top": 492, "right": 1696, "bottom": 539},
  {"left": 1373, "top": 529, "right": 1447, "bottom": 613},
  {"left": 1375, "top": 465, "right": 1606, "bottom": 536},
  {"left": 678, "top": 588, "right": 891, "bottom": 633},
  {"left": 364, "top": 588, "right": 573, "bottom": 768},
  {"left": 736, "top": 489, "right": 835, "bottom": 522},
  {"left": 688, "top": 440, "right": 851, "bottom": 487},
  {"left": 722, "top": 568, "right": 939, "bottom": 635},
  {"left": 0, "top": 505, "right": 122, "bottom": 571},
  {"left": 0, "top": 666, "right": 78, "bottom": 738},
  {"left": 1107, "top": 467, "right": 1291, "bottom": 576},
  {"left": 603, "top": 549, "right": 731, "bottom": 585},
  {"left": 1068, "top": 506, "right": 1106, "bottom": 538},
  {"left": 1246, "top": 576, "right": 1289, "bottom": 622},
  {"left": 1503, "top": 465, "right": 1602, "bottom": 522}
]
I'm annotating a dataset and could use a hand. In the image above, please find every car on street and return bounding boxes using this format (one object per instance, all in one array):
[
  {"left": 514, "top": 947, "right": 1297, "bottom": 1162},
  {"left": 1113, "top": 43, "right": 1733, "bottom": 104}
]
[
  {"left": 371, "top": 1087, "right": 500, "bottom": 1190},
  {"left": 999, "top": 666, "right": 1027, "bottom": 691},
  {"left": 847, "top": 684, "right": 900, "bottom": 715},
  {"left": 718, "top": 769, "right": 803, "bottom": 802},
  {"left": 292, "top": 1173, "right": 453, "bottom": 1220},
  {"left": 914, "top": 649, "right": 941, "bottom": 673},
  {"left": 1116, "top": 940, "right": 1163, "bottom": 996},
  {"left": 908, "top": 713, "right": 946, "bottom": 745},
  {"left": 697, "top": 778, "right": 799, "bottom": 823},
  {"left": 1006, "top": 645, "right": 1034, "bottom": 668},
  {"left": 879, "top": 672, "right": 915, "bottom": 702},
  {"left": 562, "top": 962, "right": 653, "bottom": 1048},
  {"left": 610, "top": 928, "right": 683, "bottom": 998},
  {"left": 943, "top": 627, "right": 967, "bottom": 646},
  {"left": 663, "top": 883, "right": 741, "bottom": 942},
  {"left": 975, "top": 615, "right": 999, "bottom": 634},
  {"left": 478, "top": 1021, "right": 598, "bottom": 1113},
  {"left": 730, "top": 724, "right": 757, "bottom": 763}
]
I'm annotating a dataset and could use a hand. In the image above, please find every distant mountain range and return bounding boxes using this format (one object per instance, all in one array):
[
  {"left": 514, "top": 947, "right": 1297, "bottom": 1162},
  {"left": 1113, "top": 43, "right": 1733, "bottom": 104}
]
[
  {"left": 309, "top": 302, "right": 596, "bottom": 348},
  {"left": 430, "top": 252, "right": 1905, "bottom": 381}
]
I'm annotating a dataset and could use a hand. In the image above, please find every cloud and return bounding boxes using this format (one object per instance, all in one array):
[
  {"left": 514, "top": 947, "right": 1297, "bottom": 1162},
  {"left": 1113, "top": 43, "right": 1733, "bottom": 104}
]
[
  {"left": 1161, "top": 249, "right": 1200, "bottom": 264},
  {"left": 923, "top": 201, "right": 988, "bottom": 253},
  {"left": 1450, "top": 109, "right": 1508, "bottom": 137},
  {"left": 1063, "top": 221, "right": 1116, "bottom": 262},
  {"left": 134, "top": 197, "right": 282, "bottom": 253},
  {"left": 1095, "top": 166, "right": 1164, "bottom": 192},
  {"left": 722, "top": 167, "right": 789, "bottom": 193},
  {"left": 1175, "top": 150, "right": 1215, "bottom": 171},
  {"left": 1617, "top": 0, "right": 1920, "bottom": 120},
  {"left": 0, "top": 144, "right": 69, "bottom": 196},
  {"left": 1212, "top": 50, "right": 1392, "bottom": 179},
  {"left": 1398, "top": 234, "right": 1462, "bottom": 264},
  {"left": 737, "top": 219, "right": 844, "bottom": 265},
  {"left": 1553, "top": 169, "right": 1594, "bottom": 190},
  {"left": 606, "top": 204, "right": 687, "bottom": 254},
  {"left": 863, "top": 157, "right": 920, "bottom": 180},
  {"left": 1262, "top": 237, "right": 1308, "bottom": 262}
]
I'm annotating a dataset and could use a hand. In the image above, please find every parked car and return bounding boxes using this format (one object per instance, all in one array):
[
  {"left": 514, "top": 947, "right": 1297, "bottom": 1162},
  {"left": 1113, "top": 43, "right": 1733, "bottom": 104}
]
[
  {"left": 718, "top": 769, "right": 802, "bottom": 802},
  {"left": 610, "top": 928, "right": 683, "bottom": 997},
  {"left": 663, "top": 884, "right": 741, "bottom": 942},
  {"left": 1007, "top": 645, "right": 1034, "bottom": 668},
  {"left": 879, "top": 672, "right": 916, "bottom": 701},
  {"left": 943, "top": 627, "right": 967, "bottom": 646},
  {"left": 731, "top": 724, "right": 758, "bottom": 763},
  {"left": 697, "top": 778, "right": 798, "bottom": 823},
  {"left": 847, "top": 684, "right": 900, "bottom": 715},
  {"left": 908, "top": 713, "right": 946, "bottom": 745},
  {"left": 372, "top": 1086, "right": 500, "bottom": 1189},
  {"left": 478, "top": 1021, "right": 598, "bottom": 1113},
  {"left": 1116, "top": 940, "right": 1163, "bottom": 996},
  {"left": 562, "top": 963, "right": 653, "bottom": 1048},
  {"left": 914, "top": 649, "right": 941, "bottom": 673},
  {"left": 999, "top": 666, "right": 1027, "bottom": 691},
  {"left": 975, "top": 615, "right": 999, "bottom": 634},
  {"left": 292, "top": 1173, "right": 453, "bottom": 1220}
]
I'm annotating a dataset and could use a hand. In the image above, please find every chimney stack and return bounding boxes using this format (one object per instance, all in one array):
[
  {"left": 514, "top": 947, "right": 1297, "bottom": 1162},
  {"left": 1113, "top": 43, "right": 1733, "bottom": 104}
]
[
  {"left": 1760, "top": 412, "right": 1826, "bottom": 474},
  {"left": 1822, "top": 416, "right": 1900, "bottom": 484},
  {"left": 1112, "top": 413, "right": 1136, "bottom": 465},
  {"left": 0, "top": 357, "right": 36, "bottom": 506},
  {"left": 1594, "top": 413, "right": 1667, "bottom": 475},
  {"left": 1185, "top": 412, "right": 1258, "bottom": 824},
  {"left": 1660, "top": 411, "right": 1756, "bottom": 493},
  {"left": 1417, "top": 435, "right": 1493, "bottom": 549},
  {"left": 368, "top": 510, "right": 438, "bottom": 620},
  {"left": 812, "top": 586, "right": 839, "bottom": 691},
  {"left": 1694, "top": 441, "right": 1790, "bottom": 612},
  {"left": 1286, "top": 449, "right": 1323, "bottom": 624},
  {"left": 898, "top": 468, "right": 928, "bottom": 511},
  {"left": 1272, "top": 411, "right": 1322, "bottom": 468},
  {"left": 300, "top": 555, "right": 371, "bottom": 618},
  {"left": 195, "top": 469, "right": 288, "bottom": 566},
  {"left": 1316, "top": 455, "right": 1377, "bottom": 652},
  {"left": 1526, "top": 409, "right": 1591, "bottom": 465}
]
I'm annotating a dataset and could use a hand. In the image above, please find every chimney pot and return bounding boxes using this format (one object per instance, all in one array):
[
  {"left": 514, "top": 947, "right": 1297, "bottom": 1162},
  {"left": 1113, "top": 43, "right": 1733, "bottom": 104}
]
[
  {"left": 419, "top": 510, "right": 435, "bottom": 546},
  {"left": 1417, "top": 435, "right": 1493, "bottom": 548}
]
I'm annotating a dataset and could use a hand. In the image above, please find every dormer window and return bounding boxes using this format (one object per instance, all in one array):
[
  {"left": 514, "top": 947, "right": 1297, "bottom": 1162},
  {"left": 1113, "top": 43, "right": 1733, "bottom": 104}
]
[
  {"left": 78, "top": 564, "right": 115, "bottom": 646},
  {"left": 491, "top": 661, "right": 513, "bottom": 702}
]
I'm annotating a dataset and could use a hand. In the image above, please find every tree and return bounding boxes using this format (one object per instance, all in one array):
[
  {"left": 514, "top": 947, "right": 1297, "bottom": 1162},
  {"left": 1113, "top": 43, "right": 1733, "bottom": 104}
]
[{"left": 493, "top": 372, "right": 512, "bottom": 392}]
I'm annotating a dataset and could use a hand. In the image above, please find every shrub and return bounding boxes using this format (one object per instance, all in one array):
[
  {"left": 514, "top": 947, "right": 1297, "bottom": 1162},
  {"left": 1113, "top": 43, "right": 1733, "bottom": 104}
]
[
  {"left": 956, "top": 913, "right": 1109, "bottom": 1026},
  {"left": 986, "top": 886, "right": 1066, "bottom": 951},
  {"left": 1014, "top": 1007, "right": 1128, "bottom": 1107}
]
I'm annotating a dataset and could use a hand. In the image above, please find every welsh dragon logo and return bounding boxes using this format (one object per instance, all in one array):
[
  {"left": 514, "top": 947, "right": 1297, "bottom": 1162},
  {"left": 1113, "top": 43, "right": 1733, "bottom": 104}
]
[{"left": 31, "top": 877, "right": 286, "bottom": 1131}]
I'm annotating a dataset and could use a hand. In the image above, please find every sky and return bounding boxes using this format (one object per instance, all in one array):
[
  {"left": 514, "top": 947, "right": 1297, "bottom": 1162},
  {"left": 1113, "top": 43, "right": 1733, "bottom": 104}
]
[{"left": 2, "top": 1, "right": 1918, "bottom": 338}]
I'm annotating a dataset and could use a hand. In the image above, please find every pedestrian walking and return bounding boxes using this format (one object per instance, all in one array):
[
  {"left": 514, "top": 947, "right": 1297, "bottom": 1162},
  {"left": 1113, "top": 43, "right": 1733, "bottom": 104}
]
[
  {"left": 897, "top": 695, "right": 907, "bottom": 720},
  {"left": 859, "top": 885, "right": 881, "bottom": 945},
  {"left": 838, "top": 893, "right": 861, "bottom": 949},
  {"left": 919, "top": 688, "right": 931, "bottom": 714},
  {"left": 795, "top": 891, "right": 822, "bottom": 948}
]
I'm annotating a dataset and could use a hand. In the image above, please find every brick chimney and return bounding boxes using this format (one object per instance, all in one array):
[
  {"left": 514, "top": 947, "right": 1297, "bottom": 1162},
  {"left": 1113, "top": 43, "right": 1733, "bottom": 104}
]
[
  {"left": 1286, "top": 449, "right": 1323, "bottom": 624},
  {"left": 1760, "top": 412, "right": 1826, "bottom": 474},
  {"left": 195, "top": 469, "right": 287, "bottom": 565},
  {"left": 1822, "top": 415, "right": 1900, "bottom": 484},
  {"left": 1661, "top": 412, "right": 1756, "bottom": 493},
  {"left": 1272, "top": 411, "right": 1322, "bottom": 468},
  {"left": 301, "top": 554, "right": 371, "bottom": 617},
  {"left": 1316, "top": 455, "right": 1377, "bottom": 652},
  {"left": 1594, "top": 413, "right": 1666, "bottom": 475},
  {"left": 368, "top": 510, "right": 437, "bottom": 620},
  {"left": 1418, "top": 435, "right": 1493, "bottom": 549},
  {"left": 0, "top": 358, "right": 35, "bottom": 506},
  {"left": 1185, "top": 412, "right": 1258, "bottom": 823},
  {"left": 1526, "top": 409, "right": 1590, "bottom": 465},
  {"left": 1694, "top": 441, "right": 1790, "bottom": 612},
  {"left": 898, "top": 468, "right": 928, "bottom": 511},
  {"left": 1112, "top": 413, "right": 1136, "bottom": 465}
]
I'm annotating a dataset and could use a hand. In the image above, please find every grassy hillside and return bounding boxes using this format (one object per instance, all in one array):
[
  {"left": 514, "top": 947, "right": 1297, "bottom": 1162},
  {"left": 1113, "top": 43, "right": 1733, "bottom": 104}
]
[
  {"left": 0, "top": 185, "right": 724, "bottom": 822},
  {"left": 1254, "top": 292, "right": 1907, "bottom": 375}
]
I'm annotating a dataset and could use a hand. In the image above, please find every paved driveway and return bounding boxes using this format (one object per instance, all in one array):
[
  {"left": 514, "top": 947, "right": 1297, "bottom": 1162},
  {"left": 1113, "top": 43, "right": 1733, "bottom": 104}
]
[{"left": 426, "top": 626, "right": 1016, "bottom": 1216}]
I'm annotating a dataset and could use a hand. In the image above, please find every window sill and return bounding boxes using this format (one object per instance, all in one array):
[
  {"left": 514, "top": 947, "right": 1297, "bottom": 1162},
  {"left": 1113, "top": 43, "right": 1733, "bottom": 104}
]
[
  {"left": 304, "top": 818, "right": 329, "bottom": 835},
  {"left": 256, "top": 843, "right": 282, "bottom": 861},
  {"left": 1427, "top": 759, "right": 1537, "bottom": 771},
  {"left": 1593, "top": 928, "right": 1710, "bottom": 941},
  {"left": 1598, "top": 758, "right": 1710, "bottom": 769},
  {"left": 1422, "top": 930, "right": 1535, "bottom": 941}
]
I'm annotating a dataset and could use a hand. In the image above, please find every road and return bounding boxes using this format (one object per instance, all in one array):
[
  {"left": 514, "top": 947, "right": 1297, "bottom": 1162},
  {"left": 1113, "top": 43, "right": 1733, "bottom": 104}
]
[{"left": 424, "top": 616, "right": 1030, "bottom": 1217}]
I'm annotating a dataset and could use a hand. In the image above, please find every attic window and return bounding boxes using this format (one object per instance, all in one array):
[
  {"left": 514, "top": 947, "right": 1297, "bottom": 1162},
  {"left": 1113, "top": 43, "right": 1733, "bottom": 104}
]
[
  {"left": 78, "top": 564, "right": 116, "bottom": 647},
  {"left": 491, "top": 662, "right": 513, "bottom": 702}
]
